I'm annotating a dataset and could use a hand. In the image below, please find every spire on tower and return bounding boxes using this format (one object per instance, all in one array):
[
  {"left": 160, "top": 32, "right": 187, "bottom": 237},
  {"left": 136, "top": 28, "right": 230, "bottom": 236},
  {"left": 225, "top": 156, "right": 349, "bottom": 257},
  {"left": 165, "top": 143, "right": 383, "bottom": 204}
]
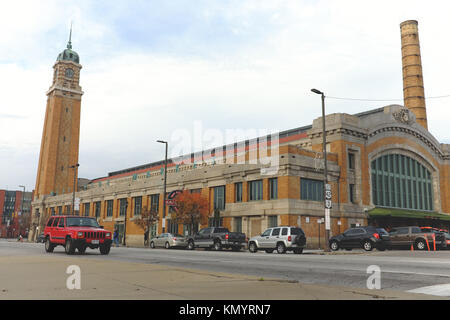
[
  {"left": 57, "top": 22, "right": 80, "bottom": 64},
  {"left": 67, "top": 22, "right": 73, "bottom": 49}
]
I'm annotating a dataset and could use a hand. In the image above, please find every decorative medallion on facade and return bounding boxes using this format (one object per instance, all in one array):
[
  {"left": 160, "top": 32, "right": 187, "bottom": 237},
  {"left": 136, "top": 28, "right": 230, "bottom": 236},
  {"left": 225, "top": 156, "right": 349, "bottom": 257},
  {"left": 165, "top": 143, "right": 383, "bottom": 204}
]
[{"left": 392, "top": 109, "right": 414, "bottom": 125}]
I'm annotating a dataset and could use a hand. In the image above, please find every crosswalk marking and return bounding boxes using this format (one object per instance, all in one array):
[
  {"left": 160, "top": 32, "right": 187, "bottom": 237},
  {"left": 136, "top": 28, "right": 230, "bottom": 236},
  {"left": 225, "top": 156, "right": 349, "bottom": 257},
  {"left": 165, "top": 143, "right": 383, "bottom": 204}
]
[{"left": 408, "top": 284, "right": 450, "bottom": 296}]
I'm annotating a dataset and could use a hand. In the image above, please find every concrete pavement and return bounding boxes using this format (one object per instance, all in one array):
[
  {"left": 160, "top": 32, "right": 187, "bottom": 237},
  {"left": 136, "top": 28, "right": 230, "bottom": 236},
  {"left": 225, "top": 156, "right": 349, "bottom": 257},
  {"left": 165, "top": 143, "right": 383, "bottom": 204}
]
[{"left": 0, "top": 253, "right": 443, "bottom": 300}]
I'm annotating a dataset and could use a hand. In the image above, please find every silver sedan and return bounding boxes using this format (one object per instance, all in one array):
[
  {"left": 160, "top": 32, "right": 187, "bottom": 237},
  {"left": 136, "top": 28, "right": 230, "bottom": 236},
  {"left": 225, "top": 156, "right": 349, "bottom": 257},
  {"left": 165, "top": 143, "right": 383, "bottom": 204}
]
[{"left": 150, "top": 233, "right": 187, "bottom": 249}]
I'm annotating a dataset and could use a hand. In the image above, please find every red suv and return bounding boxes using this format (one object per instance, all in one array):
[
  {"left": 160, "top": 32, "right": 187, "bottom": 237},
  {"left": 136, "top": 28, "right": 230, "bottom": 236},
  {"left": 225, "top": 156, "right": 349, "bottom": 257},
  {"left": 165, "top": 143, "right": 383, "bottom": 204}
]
[{"left": 44, "top": 215, "right": 112, "bottom": 255}]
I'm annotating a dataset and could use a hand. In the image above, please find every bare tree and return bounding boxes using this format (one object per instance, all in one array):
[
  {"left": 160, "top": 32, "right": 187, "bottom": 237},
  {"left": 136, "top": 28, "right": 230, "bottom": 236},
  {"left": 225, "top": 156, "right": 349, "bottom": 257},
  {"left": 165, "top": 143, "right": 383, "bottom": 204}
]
[{"left": 133, "top": 205, "right": 159, "bottom": 246}]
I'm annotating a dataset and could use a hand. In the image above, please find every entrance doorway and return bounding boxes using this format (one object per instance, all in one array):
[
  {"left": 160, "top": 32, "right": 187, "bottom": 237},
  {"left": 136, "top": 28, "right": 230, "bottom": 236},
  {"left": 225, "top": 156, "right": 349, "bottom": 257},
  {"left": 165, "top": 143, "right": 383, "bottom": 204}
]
[{"left": 114, "top": 223, "right": 124, "bottom": 243}]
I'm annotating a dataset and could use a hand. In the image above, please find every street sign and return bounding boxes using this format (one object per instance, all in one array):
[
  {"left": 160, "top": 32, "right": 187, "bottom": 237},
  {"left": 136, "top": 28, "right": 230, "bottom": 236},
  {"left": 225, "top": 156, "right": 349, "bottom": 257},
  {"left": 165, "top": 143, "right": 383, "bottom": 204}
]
[
  {"left": 74, "top": 198, "right": 80, "bottom": 211},
  {"left": 165, "top": 199, "right": 176, "bottom": 206},
  {"left": 325, "top": 208, "right": 331, "bottom": 230},
  {"left": 325, "top": 184, "right": 332, "bottom": 209}
]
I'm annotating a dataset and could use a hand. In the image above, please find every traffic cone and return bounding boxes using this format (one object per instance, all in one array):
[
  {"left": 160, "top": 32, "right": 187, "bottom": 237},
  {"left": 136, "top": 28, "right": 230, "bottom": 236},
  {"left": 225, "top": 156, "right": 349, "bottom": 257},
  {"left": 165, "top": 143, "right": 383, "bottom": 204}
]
[
  {"left": 411, "top": 243, "right": 414, "bottom": 251},
  {"left": 433, "top": 233, "right": 436, "bottom": 251},
  {"left": 425, "top": 237, "right": 430, "bottom": 251}
]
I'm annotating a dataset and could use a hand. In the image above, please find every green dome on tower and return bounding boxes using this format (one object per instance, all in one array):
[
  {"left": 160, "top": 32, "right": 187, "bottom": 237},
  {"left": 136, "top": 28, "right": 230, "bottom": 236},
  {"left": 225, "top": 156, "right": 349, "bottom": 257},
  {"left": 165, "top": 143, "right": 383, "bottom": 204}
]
[{"left": 57, "top": 25, "right": 80, "bottom": 64}]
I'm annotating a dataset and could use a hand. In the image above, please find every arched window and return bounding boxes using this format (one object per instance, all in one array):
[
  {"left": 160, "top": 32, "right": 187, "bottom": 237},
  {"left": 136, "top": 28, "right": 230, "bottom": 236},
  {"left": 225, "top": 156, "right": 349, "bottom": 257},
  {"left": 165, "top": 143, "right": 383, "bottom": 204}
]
[{"left": 371, "top": 154, "right": 433, "bottom": 211}]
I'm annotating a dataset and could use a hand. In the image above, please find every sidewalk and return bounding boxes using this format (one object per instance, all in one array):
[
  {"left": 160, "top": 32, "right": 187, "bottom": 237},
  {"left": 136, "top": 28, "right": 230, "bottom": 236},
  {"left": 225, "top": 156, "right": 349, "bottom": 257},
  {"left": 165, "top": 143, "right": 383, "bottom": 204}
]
[{"left": 0, "top": 254, "right": 444, "bottom": 300}]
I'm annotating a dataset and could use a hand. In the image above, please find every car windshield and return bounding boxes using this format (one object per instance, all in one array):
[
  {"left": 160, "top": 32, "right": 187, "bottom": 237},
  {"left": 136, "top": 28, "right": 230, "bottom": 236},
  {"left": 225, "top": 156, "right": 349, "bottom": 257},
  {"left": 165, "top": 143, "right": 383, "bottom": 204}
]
[
  {"left": 66, "top": 217, "right": 100, "bottom": 228},
  {"left": 376, "top": 228, "right": 388, "bottom": 235},
  {"left": 421, "top": 228, "right": 438, "bottom": 233}
]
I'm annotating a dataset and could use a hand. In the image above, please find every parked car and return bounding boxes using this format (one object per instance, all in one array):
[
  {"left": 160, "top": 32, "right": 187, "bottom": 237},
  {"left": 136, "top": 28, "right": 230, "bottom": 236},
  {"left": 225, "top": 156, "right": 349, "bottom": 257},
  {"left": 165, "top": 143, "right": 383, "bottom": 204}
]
[
  {"left": 44, "top": 215, "right": 112, "bottom": 255},
  {"left": 329, "top": 226, "right": 390, "bottom": 251},
  {"left": 186, "top": 227, "right": 246, "bottom": 251},
  {"left": 248, "top": 226, "right": 306, "bottom": 254},
  {"left": 388, "top": 226, "right": 446, "bottom": 250},
  {"left": 442, "top": 232, "right": 450, "bottom": 248},
  {"left": 35, "top": 233, "right": 45, "bottom": 243},
  {"left": 150, "top": 233, "right": 187, "bottom": 249},
  {"left": 420, "top": 227, "right": 447, "bottom": 249}
]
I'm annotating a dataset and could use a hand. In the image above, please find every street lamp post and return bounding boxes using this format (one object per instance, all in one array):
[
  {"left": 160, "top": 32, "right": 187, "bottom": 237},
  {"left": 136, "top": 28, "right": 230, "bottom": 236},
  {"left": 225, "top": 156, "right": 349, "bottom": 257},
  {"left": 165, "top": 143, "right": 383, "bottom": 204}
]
[
  {"left": 19, "top": 185, "right": 25, "bottom": 237},
  {"left": 19, "top": 185, "right": 25, "bottom": 216},
  {"left": 311, "top": 89, "right": 330, "bottom": 252},
  {"left": 157, "top": 140, "right": 168, "bottom": 233},
  {"left": 123, "top": 200, "right": 128, "bottom": 246},
  {"left": 69, "top": 163, "right": 80, "bottom": 215}
]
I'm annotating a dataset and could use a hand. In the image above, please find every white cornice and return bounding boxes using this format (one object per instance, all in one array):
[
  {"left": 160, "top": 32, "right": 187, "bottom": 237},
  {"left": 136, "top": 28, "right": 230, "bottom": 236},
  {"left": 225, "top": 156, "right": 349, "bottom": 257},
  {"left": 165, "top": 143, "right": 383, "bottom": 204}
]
[{"left": 46, "top": 85, "right": 84, "bottom": 96}]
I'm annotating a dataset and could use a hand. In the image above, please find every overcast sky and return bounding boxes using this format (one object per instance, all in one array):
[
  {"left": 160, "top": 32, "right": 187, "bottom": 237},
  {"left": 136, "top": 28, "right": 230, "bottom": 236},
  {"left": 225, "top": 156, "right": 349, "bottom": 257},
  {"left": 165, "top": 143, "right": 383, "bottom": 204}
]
[{"left": 1, "top": 0, "right": 449, "bottom": 192}]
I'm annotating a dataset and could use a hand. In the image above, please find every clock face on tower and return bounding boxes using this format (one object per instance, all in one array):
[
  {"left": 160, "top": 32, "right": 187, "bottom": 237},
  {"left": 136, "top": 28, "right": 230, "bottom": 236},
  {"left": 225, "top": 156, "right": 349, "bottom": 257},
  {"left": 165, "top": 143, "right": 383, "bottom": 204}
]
[{"left": 65, "top": 68, "right": 74, "bottom": 78}]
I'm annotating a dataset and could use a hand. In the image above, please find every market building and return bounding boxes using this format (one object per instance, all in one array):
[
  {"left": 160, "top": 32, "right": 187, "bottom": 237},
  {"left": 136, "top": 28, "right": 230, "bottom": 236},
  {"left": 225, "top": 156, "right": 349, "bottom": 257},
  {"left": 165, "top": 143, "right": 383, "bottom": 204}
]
[{"left": 30, "top": 21, "right": 450, "bottom": 248}]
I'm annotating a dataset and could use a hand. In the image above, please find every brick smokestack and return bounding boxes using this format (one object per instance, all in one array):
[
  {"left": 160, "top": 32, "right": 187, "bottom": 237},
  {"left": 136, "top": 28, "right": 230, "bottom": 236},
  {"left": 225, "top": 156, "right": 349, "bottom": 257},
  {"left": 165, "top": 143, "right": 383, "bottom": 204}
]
[{"left": 400, "top": 20, "right": 428, "bottom": 130}]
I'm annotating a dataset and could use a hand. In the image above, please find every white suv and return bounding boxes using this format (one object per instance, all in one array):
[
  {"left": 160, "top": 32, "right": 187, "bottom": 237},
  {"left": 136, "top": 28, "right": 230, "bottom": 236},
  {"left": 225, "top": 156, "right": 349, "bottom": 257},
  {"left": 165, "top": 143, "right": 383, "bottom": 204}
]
[{"left": 248, "top": 226, "right": 307, "bottom": 254}]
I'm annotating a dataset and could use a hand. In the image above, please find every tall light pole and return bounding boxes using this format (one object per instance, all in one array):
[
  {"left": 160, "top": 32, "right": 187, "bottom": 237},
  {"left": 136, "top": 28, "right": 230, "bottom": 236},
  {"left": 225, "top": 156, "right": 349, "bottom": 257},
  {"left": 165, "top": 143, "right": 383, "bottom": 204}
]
[
  {"left": 19, "top": 185, "right": 25, "bottom": 238},
  {"left": 311, "top": 89, "right": 330, "bottom": 252},
  {"left": 69, "top": 163, "right": 80, "bottom": 215},
  {"left": 19, "top": 185, "right": 25, "bottom": 216},
  {"left": 157, "top": 140, "right": 168, "bottom": 233},
  {"left": 123, "top": 199, "right": 128, "bottom": 246}
]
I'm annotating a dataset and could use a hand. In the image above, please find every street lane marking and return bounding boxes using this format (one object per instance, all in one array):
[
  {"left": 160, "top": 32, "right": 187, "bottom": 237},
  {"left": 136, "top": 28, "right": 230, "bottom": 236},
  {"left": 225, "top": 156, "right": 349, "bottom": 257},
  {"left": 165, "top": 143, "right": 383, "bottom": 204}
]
[
  {"left": 380, "top": 269, "right": 450, "bottom": 278},
  {"left": 407, "top": 284, "right": 450, "bottom": 297}
]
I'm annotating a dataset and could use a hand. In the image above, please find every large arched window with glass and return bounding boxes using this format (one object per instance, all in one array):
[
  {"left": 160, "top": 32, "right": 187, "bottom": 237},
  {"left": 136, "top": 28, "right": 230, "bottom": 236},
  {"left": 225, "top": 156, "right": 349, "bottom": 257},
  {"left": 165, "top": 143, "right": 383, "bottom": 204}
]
[{"left": 371, "top": 154, "right": 433, "bottom": 211}]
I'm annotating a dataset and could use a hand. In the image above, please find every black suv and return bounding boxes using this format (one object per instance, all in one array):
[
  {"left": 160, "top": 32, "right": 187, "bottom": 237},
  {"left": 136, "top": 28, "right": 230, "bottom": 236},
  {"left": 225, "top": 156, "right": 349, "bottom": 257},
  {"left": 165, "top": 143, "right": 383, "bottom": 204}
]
[{"left": 329, "top": 226, "right": 390, "bottom": 251}]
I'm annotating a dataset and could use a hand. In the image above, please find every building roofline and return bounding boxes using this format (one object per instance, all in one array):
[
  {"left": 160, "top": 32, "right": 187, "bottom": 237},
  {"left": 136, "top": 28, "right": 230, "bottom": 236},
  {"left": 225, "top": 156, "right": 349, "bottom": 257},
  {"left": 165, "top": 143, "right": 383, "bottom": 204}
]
[{"left": 91, "top": 106, "right": 395, "bottom": 183}]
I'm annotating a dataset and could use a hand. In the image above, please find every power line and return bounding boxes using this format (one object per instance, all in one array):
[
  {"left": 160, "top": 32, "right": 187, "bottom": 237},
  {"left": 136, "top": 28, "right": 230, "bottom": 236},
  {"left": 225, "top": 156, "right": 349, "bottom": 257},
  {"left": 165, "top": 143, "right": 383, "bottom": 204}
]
[{"left": 325, "top": 94, "right": 450, "bottom": 102}]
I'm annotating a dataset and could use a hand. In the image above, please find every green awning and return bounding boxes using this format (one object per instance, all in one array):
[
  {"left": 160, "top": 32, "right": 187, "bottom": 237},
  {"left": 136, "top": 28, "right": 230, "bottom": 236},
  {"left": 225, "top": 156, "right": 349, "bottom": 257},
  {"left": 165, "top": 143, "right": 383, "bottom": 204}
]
[{"left": 368, "top": 207, "right": 450, "bottom": 221}]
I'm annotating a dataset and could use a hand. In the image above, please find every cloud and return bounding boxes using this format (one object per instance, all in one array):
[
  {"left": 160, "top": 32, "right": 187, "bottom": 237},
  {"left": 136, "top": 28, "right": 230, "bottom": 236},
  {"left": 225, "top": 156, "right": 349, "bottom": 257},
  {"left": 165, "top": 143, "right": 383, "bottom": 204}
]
[{"left": 1, "top": 0, "right": 449, "bottom": 191}]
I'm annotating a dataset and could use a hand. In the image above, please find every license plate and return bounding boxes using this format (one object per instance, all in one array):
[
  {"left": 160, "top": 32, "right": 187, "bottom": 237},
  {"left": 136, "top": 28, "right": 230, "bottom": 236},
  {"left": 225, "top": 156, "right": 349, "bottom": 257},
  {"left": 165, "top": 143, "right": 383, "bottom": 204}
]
[{"left": 91, "top": 240, "right": 99, "bottom": 244}]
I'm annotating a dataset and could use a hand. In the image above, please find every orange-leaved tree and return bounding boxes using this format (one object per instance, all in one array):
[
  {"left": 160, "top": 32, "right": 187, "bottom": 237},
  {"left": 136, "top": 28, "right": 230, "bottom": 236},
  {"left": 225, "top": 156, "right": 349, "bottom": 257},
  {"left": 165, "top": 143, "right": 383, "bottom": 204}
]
[{"left": 172, "top": 190, "right": 209, "bottom": 235}]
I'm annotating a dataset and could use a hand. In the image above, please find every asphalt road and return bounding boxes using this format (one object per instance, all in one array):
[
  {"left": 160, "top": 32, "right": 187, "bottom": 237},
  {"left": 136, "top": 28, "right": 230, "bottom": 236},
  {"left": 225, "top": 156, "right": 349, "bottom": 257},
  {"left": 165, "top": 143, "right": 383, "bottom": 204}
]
[{"left": 3, "top": 239, "right": 450, "bottom": 297}]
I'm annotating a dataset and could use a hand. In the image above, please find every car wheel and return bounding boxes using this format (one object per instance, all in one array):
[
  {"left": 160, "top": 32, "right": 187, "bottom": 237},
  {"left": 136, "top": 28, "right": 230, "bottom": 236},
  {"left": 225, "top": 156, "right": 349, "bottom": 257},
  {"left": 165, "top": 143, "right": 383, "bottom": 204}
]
[
  {"left": 363, "top": 240, "right": 373, "bottom": 251},
  {"left": 165, "top": 242, "right": 170, "bottom": 249},
  {"left": 187, "top": 240, "right": 195, "bottom": 250},
  {"left": 276, "top": 242, "right": 286, "bottom": 254},
  {"left": 294, "top": 248, "right": 303, "bottom": 254},
  {"left": 248, "top": 242, "right": 257, "bottom": 253},
  {"left": 214, "top": 241, "right": 222, "bottom": 251},
  {"left": 65, "top": 238, "right": 75, "bottom": 255},
  {"left": 416, "top": 239, "right": 427, "bottom": 250},
  {"left": 265, "top": 249, "right": 274, "bottom": 254},
  {"left": 45, "top": 237, "right": 54, "bottom": 253},
  {"left": 330, "top": 241, "right": 339, "bottom": 251},
  {"left": 150, "top": 241, "right": 155, "bottom": 249},
  {"left": 100, "top": 243, "right": 111, "bottom": 255}
]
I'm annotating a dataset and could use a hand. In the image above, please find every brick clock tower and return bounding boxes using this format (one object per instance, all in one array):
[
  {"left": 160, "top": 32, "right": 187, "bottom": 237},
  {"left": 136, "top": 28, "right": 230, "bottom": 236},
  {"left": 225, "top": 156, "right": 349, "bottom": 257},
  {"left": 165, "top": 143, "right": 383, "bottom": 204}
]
[{"left": 34, "top": 30, "right": 83, "bottom": 200}]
